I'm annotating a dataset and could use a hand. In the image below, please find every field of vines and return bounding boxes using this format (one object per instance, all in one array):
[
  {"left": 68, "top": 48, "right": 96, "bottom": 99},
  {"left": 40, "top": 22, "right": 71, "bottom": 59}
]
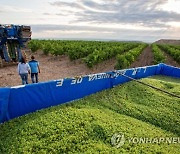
[
  {"left": 28, "top": 40, "right": 147, "bottom": 69},
  {"left": 157, "top": 44, "right": 180, "bottom": 64},
  {"left": 151, "top": 44, "right": 166, "bottom": 64},
  {"left": 115, "top": 44, "right": 147, "bottom": 68}
]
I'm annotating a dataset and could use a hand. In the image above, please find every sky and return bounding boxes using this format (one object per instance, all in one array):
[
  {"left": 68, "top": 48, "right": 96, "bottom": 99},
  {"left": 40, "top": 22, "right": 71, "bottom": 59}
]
[{"left": 0, "top": 0, "right": 180, "bottom": 42}]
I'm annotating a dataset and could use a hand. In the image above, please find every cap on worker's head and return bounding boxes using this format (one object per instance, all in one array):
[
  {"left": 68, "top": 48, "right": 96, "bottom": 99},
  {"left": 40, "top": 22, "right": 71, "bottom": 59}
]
[{"left": 31, "top": 55, "right": 35, "bottom": 59}]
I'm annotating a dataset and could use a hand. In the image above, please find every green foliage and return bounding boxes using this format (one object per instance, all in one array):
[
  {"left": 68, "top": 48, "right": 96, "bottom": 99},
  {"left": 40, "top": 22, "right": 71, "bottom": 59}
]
[
  {"left": 83, "top": 43, "right": 140, "bottom": 68},
  {"left": 42, "top": 42, "right": 52, "bottom": 55},
  {"left": 52, "top": 45, "right": 64, "bottom": 56},
  {"left": 152, "top": 44, "right": 166, "bottom": 64},
  {"left": 115, "top": 55, "right": 130, "bottom": 69},
  {"left": 158, "top": 44, "right": 180, "bottom": 64},
  {"left": 125, "top": 53, "right": 134, "bottom": 63},
  {"left": 27, "top": 40, "right": 41, "bottom": 52},
  {"left": 0, "top": 76, "right": 179, "bottom": 153},
  {"left": 115, "top": 44, "right": 147, "bottom": 69},
  {"left": 28, "top": 40, "right": 147, "bottom": 68}
]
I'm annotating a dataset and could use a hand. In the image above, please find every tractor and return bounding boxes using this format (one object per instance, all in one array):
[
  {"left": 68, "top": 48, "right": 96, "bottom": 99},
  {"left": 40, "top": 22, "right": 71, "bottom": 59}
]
[{"left": 0, "top": 24, "right": 31, "bottom": 67}]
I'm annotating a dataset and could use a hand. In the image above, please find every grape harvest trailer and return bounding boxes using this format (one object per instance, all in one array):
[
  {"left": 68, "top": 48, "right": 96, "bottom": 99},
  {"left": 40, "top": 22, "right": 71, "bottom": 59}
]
[{"left": 0, "top": 63, "right": 179, "bottom": 123}]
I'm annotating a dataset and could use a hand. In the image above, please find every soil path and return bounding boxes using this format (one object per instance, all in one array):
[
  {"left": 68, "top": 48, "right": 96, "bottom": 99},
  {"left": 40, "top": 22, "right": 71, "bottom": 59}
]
[
  {"left": 163, "top": 51, "right": 180, "bottom": 67},
  {"left": 0, "top": 51, "right": 116, "bottom": 87},
  {"left": 130, "top": 45, "right": 180, "bottom": 68},
  {"left": 130, "top": 45, "right": 154, "bottom": 68}
]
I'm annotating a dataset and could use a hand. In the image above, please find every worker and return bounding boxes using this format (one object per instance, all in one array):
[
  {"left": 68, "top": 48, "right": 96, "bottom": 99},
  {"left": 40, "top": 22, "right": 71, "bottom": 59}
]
[
  {"left": 17, "top": 57, "right": 30, "bottom": 85},
  {"left": 28, "top": 55, "right": 40, "bottom": 83}
]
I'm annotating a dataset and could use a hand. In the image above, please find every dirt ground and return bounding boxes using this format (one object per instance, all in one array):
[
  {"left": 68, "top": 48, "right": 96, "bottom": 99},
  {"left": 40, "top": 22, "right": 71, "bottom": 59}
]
[
  {"left": 163, "top": 51, "right": 180, "bottom": 67},
  {"left": 130, "top": 45, "right": 154, "bottom": 68},
  {"left": 0, "top": 51, "right": 116, "bottom": 87},
  {"left": 0, "top": 47, "right": 179, "bottom": 87},
  {"left": 130, "top": 45, "right": 180, "bottom": 68}
]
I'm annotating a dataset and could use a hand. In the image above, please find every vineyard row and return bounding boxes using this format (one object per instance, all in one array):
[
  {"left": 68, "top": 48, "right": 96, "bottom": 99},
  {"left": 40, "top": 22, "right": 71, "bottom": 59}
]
[{"left": 28, "top": 40, "right": 147, "bottom": 69}]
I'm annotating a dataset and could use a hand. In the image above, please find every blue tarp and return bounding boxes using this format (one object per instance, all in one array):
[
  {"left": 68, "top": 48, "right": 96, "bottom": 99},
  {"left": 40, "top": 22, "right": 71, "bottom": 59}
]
[
  {"left": 0, "top": 88, "right": 10, "bottom": 123},
  {"left": 160, "top": 64, "right": 180, "bottom": 78},
  {"left": 0, "top": 63, "right": 179, "bottom": 123}
]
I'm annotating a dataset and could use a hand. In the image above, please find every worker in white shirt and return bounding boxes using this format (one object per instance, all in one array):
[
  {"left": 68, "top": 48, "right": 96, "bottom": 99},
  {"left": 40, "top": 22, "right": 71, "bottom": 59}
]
[{"left": 17, "top": 57, "right": 30, "bottom": 85}]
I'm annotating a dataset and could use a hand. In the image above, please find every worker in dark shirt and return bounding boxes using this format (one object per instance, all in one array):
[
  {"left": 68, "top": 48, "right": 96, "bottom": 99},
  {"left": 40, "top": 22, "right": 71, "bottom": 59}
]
[{"left": 28, "top": 55, "right": 40, "bottom": 83}]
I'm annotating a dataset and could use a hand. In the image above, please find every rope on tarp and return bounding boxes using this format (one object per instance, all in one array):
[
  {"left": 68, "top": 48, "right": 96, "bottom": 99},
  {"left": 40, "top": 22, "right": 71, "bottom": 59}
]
[{"left": 120, "top": 74, "right": 180, "bottom": 99}]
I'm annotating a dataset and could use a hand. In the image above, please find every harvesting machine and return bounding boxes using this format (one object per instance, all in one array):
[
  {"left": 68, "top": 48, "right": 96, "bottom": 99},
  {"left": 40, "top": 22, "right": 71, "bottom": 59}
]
[{"left": 0, "top": 24, "right": 31, "bottom": 67}]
